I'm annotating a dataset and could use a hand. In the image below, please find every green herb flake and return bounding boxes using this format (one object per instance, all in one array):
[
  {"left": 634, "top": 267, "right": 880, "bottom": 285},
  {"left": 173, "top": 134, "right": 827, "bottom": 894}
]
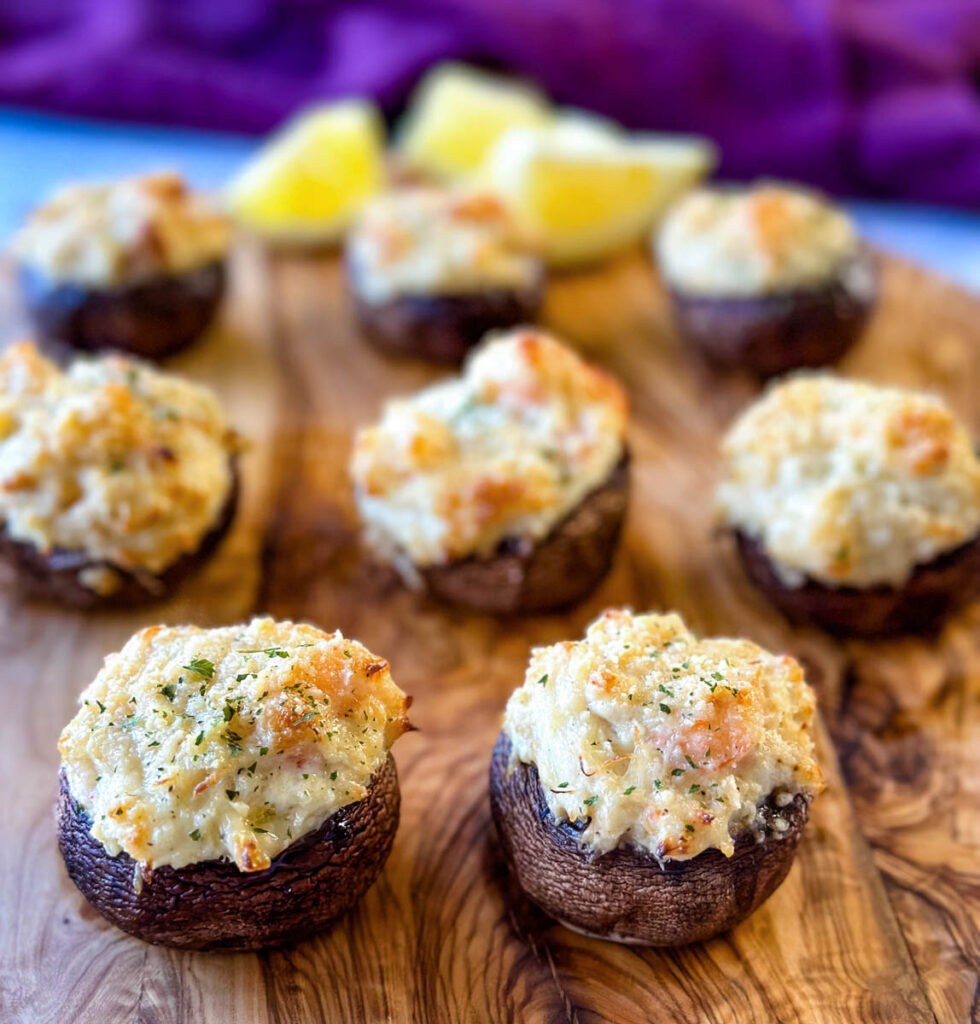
[
  {"left": 671, "top": 768, "right": 685, "bottom": 777},
  {"left": 259, "top": 746, "right": 269, "bottom": 756},
  {"left": 189, "top": 829, "right": 201, "bottom": 841},
  {"left": 225, "top": 790, "right": 238, "bottom": 801},
  {"left": 194, "top": 730, "right": 205, "bottom": 746},
  {"left": 583, "top": 795, "right": 599, "bottom": 806},
  {"left": 623, "top": 785, "right": 637, "bottom": 795},
  {"left": 159, "top": 683, "right": 177, "bottom": 703},
  {"left": 183, "top": 658, "right": 214, "bottom": 681},
  {"left": 659, "top": 703, "right": 672, "bottom": 715},
  {"left": 688, "top": 784, "right": 700, "bottom": 795},
  {"left": 330, "top": 771, "right": 338, "bottom": 781},
  {"left": 537, "top": 674, "right": 549, "bottom": 686}
]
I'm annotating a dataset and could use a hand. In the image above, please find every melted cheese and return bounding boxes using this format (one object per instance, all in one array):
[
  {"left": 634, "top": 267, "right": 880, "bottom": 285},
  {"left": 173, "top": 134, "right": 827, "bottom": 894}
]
[
  {"left": 657, "top": 182, "right": 860, "bottom": 296},
  {"left": 351, "top": 328, "right": 627, "bottom": 568},
  {"left": 347, "top": 187, "right": 540, "bottom": 304},
  {"left": 10, "top": 171, "right": 229, "bottom": 287},
  {"left": 717, "top": 373, "right": 980, "bottom": 588},
  {"left": 59, "top": 618, "right": 410, "bottom": 872},
  {"left": 0, "top": 341, "right": 237, "bottom": 585},
  {"left": 503, "top": 609, "right": 823, "bottom": 860}
]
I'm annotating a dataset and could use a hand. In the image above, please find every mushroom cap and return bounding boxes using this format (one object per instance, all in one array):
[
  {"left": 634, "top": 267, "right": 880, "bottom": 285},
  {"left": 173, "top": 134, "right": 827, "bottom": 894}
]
[
  {"left": 56, "top": 754, "right": 400, "bottom": 951},
  {"left": 20, "top": 260, "right": 226, "bottom": 361},
  {"left": 666, "top": 248, "right": 875, "bottom": 378},
  {"left": 489, "top": 732, "right": 811, "bottom": 946},
  {"left": 349, "top": 275, "right": 544, "bottom": 364},
  {"left": 421, "top": 455, "right": 629, "bottom": 614},
  {"left": 734, "top": 527, "right": 980, "bottom": 636}
]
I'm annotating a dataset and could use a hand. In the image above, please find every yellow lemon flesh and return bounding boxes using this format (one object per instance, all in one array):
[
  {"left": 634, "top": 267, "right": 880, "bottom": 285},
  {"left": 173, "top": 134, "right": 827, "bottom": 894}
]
[
  {"left": 398, "top": 63, "right": 550, "bottom": 180},
  {"left": 485, "top": 115, "right": 716, "bottom": 268},
  {"left": 226, "top": 100, "right": 385, "bottom": 243}
]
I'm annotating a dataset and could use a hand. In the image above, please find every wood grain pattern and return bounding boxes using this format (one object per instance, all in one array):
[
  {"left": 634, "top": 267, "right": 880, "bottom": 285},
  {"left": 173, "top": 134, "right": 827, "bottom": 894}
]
[{"left": 0, "top": 245, "right": 976, "bottom": 1023}]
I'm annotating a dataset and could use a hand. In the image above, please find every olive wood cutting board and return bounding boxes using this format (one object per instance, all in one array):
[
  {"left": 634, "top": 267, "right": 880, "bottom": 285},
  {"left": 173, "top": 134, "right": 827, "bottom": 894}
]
[{"left": 0, "top": 245, "right": 977, "bottom": 1024}]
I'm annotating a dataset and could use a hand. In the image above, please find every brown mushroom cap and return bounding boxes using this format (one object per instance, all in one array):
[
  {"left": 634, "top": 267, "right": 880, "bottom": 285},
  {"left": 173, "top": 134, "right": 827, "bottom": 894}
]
[
  {"left": 489, "top": 732, "right": 811, "bottom": 946},
  {"left": 419, "top": 455, "right": 629, "bottom": 615},
  {"left": 348, "top": 259, "right": 544, "bottom": 364},
  {"left": 0, "top": 458, "right": 239, "bottom": 610},
  {"left": 666, "top": 250, "right": 876, "bottom": 378},
  {"left": 734, "top": 527, "right": 980, "bottom": 637},
  {"left": 56, "top": 754, "right": 400, "bottom": 951},
  {"left": 19, "top": 260, "right": 225, "bottom": 361}
]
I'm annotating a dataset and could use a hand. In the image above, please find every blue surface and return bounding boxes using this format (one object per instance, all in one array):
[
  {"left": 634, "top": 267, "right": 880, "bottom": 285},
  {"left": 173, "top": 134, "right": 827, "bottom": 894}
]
[{"left": 1, "top": 106, "right": 978, "bottom": 291}]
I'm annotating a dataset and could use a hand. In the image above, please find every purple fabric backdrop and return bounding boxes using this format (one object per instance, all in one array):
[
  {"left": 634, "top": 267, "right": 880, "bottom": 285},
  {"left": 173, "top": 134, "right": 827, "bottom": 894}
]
[{"left": 1, "top": 0, "right": 978, "bottom": 205}]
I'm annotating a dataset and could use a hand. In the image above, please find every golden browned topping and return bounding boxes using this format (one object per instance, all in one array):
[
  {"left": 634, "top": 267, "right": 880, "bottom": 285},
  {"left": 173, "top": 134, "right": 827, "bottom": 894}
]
[
  {"left": 657, "top": 182, "right": 859, "bottom": 295},
  {"left": 0, "top": 341, "right": 237, "bottom": 588},
  {"left": 351, "top": 328, "right": 628, "bottom": 569},
  {"left": 717, "top": 373, "right": 980, "bottom": 587},
  {"left": 504, "top": 609, "right": 823, "bottom": 860},
  {"left": 59, "top": 618, "right": 411, "bottom": 872},
  {"left": 10, "top": 171, "right": 229, "bottom": 286},
  {"left": 347, "top": 186, "right": 540, "bottom": 303}
]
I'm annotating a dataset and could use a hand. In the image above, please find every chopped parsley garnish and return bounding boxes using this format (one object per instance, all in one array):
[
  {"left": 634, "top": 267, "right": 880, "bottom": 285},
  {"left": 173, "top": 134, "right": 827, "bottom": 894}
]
[
  {"left": 623, "top": 785, "right": 636, "bottom": 795},
  {"left": 183, "top": 658, "right": 214, "bottom": 681},
  {"left": 659, "top": 703, "right": 672, "bottom": 715},
  {"left": 653, "top": 779, "right": 663, "bottom": 790},
  {"left": 253, "top": 827, "right": 270, "bottom": 834},
  {"left": 259, "top": 746, "right": 269, "bottom": 756},
  {"left": 225, "top": 790, "right": 238, "bottom": 801},
  {"left": 558, "top": 781, "right": 569, "bottom": 788},
  {"left": 95, "top": 700, "right": 106, "bottom": 713},
  {"left": 583, "top": 795, "right": 599, "bottom": 806},
  {"left": 222, "top": 702, "right": 236, "bottom": 722},
  {"left": 239, "top": 647, "right": 289, "bottom": 659},
  {"left": 236, "top": 673, "right": 256, "bottom": 683},
  {"left": 658, "top": 684, "right": 673, "bottom": 696},
  {"left": 194, "top": 731, "right": 205, "bottom": 746},
  {"left": 685, "top": 755, "right": 697, "bottom": 769},
  {"left": 688, "top": 784, "right": 700, "bottom": 795},
  {"left": 711, "top": 671, "right": 724, "bottom": 681},
  {"left": 189, "top": 829, "right": 201, "bottom": 841},
  {"left": 671, "top": 768, "right": 685, "bottom": 777},
  {"left": 685, "top": 824, "right": 695, "bottom": 833},
  {"left": 330, "top": 771, "right": 338, "bottom": 781},
  {"left": 159, "top": 683, "right": 177, "bottom": 702},
  {"left": 537, "top": 674, "right": 549, "bottom": 686}
]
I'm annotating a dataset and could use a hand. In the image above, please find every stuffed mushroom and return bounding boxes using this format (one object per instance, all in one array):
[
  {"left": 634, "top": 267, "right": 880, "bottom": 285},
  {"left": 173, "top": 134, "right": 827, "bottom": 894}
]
[
  {"left": 346, "top": 187, "right": 543, "bottom": 363},
  {"left": 351, "top": 328, "right": 630, "bottom": 614},
  {"left": 0, "top": 341, "right": 240, "bottom": 608},
  {"left": 656, "top": 183, "right": 875, "bottom": 377},
  {"left": 717, "top": 373, "right": 980, "bottom": 635},
  {"left": 11, "top": 172, "right": 228, "bottom": 359},
  {"left": 57, "top": 617, "right": 411, "bottom": 950},
  {"left": 491, "top": 608, "right": 823, "bottom": 945}
]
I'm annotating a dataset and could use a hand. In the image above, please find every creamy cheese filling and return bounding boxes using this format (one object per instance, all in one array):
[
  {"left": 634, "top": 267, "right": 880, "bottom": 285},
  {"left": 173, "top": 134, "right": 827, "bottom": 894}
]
[
  {"left": 503, "top": 609, "right": 823, "bottom": 860},
  {"left": 59, "top": 618, "right": 410, "bottom": 873},
  {"left": 0, "top": 341, "right": 238, "bottom": 584},
  {"left": 657, "top": 182, "right": 860, "bottom": 296},
  {"left": 351, "top": 328, "right": 628, "bottom": 568},
  {"left": 10, "top": 171, "right": 229, "bottom": 287},
  {"left": 347, "top": 187, "right": 541, "bottom": 304},
  {"left": 717, "top": 373, "right": 980, "bottom": 588}
]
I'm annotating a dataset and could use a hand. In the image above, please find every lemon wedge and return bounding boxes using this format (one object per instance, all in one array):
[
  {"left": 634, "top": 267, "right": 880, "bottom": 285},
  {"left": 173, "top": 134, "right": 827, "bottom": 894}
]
[
  {"left": 398, "top": 63, "right": 550, "bottom": 180},
  {"left": 484, "top": 114, "right": 716, "bottom": 267},
  {"left": 226, "top": 100, "right": 385, "bottom": 243}
]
